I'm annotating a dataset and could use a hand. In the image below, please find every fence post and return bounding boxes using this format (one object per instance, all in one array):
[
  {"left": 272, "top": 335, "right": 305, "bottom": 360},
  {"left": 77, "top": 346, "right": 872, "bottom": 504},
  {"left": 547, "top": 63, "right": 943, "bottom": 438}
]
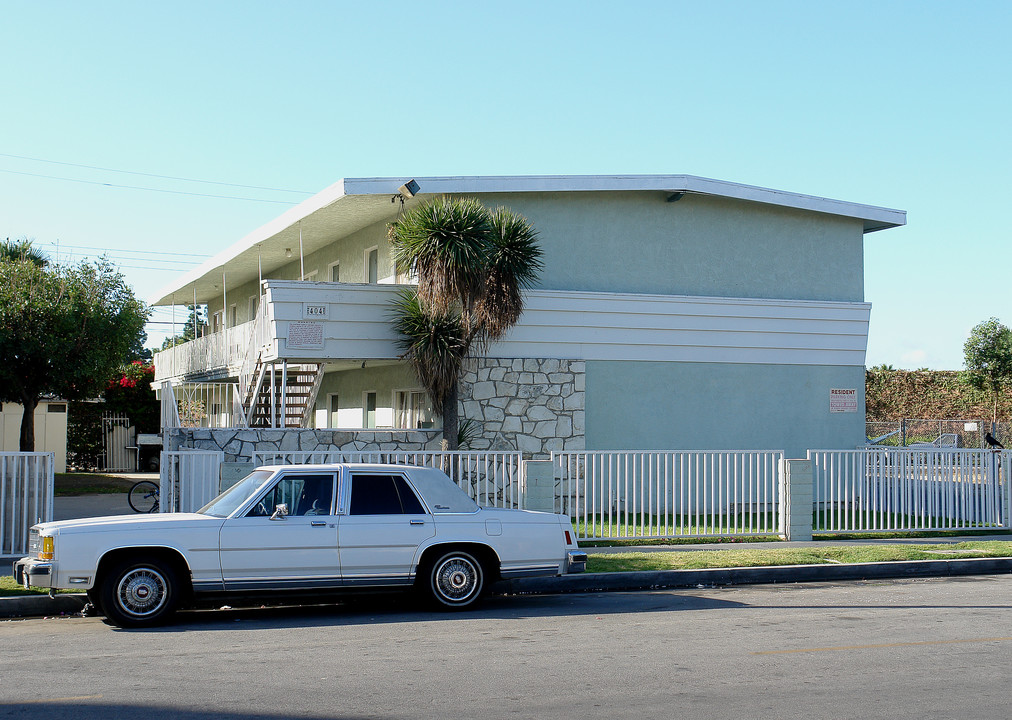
[
  {"left": 779, "top": 458, "right": 813, "bottom": 541},
  {"left": 522, "top": 460, "right": 554, "bottom": 512}
]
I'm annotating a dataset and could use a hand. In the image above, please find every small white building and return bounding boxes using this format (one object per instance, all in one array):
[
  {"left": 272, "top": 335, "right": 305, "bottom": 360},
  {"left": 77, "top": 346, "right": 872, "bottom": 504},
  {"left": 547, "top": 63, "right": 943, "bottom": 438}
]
[{"left": 0, "top": 401, "right": 68, "bottom": 472}]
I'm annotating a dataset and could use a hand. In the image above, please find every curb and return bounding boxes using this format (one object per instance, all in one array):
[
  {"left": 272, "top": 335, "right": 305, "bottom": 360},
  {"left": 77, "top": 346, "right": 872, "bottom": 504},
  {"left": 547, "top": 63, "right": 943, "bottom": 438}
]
[
  {"left": 0, "top": 593, "right": 88, "bottom": 619},
  {"left": 4, "top": 558, "right": 1012, "bottom": 619},
  {"left": 501, "top": 557, "right": 1012, "bottom": 595}
]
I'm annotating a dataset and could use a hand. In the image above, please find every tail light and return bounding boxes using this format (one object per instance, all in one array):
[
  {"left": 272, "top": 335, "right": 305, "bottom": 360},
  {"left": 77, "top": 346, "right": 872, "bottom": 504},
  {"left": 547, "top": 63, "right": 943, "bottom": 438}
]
[{"left": 564, "top": 529, "right": 573, "bottom": 545}]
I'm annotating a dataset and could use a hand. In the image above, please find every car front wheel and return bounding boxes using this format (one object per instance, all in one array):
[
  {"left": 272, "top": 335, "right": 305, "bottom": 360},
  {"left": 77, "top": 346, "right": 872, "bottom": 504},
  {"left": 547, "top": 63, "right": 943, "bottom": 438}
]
[
  {"left": 427, "top": 550, "right": 485, "bottom": 609},
  {"left": 99, "top": 557, "right": 179, "bottom": 628}
]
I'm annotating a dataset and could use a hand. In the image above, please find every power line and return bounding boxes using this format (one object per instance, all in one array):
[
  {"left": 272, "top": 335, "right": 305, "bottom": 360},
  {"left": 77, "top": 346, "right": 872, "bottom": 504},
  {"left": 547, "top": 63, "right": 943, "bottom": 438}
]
[
  {"left": 0, "top": 151, "right": 313, "bottom": 194},
  {"left": 0, "top": 167, "right": 299, "bottom": 204},
  {"left": 38, "top": 241, "right": 213, "bottom": 259}
]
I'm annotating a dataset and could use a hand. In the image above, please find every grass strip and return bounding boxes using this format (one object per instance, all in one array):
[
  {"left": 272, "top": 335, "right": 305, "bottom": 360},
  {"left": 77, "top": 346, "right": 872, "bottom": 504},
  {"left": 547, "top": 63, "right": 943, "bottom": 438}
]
[
  {"left": 55, "top": 473, "right": 137, "bottom": 496},
  {"left": 0, "top": 575, "right": 79, "bottom": 597},
  {"left": 586, "top": 541, "right": 1012, "bottom": 573}
]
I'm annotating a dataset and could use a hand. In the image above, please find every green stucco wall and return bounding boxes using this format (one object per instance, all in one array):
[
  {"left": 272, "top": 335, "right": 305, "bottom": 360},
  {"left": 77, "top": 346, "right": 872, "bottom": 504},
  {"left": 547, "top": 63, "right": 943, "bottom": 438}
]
[
  {"left": 476, "top": 191, "right": 865, "bottom": 302},
  {"left": 585, "top": 360, "right": 867, "bottom": 458}
]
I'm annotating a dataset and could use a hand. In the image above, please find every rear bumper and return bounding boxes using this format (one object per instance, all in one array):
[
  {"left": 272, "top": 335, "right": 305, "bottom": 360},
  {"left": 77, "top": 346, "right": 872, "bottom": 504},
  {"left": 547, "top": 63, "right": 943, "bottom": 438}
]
[
  {"left": 13, "top": 558, "right": 54, "bottom": 589},
  {"left": 567, "top": 550, "right": 588, "bottom": 573}
]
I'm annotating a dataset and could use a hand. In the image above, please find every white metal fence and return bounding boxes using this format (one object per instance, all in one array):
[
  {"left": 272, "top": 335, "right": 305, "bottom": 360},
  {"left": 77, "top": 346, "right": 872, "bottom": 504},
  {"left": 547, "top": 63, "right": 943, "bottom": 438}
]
[
  {"left": 159, "top": 450, "right": 225, "bottom": 513},
  {"left": 810, "top": 448, "right": 1012, "bottom": 533},
  {"left": 252, "top": 450, "right": 524, "bottom": 509},
  {"left": 553, "top": 450, "right": 784, "bottom": 541},
  {"left": 0, "top": 452, "right": 54, "bottom": 556}
]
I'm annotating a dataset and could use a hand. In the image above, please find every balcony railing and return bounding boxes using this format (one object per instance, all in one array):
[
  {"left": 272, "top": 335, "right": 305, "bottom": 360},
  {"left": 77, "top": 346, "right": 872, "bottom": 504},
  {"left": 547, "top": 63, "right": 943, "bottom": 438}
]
[
  {"left": 154, "top": 320, "right": 255, "bottom": 382},
  {"left": 153, "top": 281, "right": 406, "bottom": 383}
]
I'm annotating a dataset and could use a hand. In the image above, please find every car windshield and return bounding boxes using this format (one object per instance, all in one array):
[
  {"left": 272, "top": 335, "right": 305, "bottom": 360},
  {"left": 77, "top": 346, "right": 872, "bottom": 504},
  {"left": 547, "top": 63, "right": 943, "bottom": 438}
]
[{"left": 198, "top": 470, "right": 275, "bottom": 518}]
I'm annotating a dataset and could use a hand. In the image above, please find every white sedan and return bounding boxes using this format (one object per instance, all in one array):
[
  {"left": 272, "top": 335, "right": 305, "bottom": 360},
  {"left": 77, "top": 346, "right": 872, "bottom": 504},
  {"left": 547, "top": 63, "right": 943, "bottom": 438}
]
[{"left": 14, "top": 464, "right": 586, "bottom": 627}]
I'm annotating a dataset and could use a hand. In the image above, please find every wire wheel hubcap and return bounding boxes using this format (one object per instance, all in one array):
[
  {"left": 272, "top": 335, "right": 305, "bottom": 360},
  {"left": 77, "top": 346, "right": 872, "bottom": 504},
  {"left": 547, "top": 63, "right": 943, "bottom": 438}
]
[
  {"left": 434, "top": 556, "right": 479, "bottom": 603},
  {"left": 117, "top": 568, "right": 168, "bottom": 617}
]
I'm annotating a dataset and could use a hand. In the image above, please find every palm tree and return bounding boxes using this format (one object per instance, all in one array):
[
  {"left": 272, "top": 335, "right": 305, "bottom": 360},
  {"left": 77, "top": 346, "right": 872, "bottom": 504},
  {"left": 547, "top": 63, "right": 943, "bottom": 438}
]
[
  {"left": 0, "top": 237, "right": 48, "bottom": 267},
  {"left": 388, "top": 197, "right": 542, "bottom": 450}
]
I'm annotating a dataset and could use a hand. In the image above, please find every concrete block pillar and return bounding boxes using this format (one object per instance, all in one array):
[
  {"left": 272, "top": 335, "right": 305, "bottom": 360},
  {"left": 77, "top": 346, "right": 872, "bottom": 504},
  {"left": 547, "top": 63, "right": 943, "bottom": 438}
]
[
  {"left": 522, "top": 460, "right": 556, "bottom": 513},
  {"left": 779, "top": 458, "right": 813, "bottom": 541}
]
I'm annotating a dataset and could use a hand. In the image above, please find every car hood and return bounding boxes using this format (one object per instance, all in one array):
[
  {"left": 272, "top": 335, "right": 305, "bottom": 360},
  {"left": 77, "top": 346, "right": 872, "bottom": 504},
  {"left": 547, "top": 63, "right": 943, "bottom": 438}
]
[{"left": 36, "top": 513, "right": 218, "bottom": 535}]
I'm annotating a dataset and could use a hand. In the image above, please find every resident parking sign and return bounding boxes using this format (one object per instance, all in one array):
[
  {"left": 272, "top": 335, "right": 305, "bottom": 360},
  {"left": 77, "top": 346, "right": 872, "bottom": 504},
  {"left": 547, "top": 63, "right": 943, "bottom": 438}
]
[{"left": 829, "top": 388, "right": 858, "bottom": 413}]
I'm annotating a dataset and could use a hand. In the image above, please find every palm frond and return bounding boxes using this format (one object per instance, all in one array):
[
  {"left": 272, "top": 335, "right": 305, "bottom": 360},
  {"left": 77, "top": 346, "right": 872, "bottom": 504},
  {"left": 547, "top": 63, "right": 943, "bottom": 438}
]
[
  {"left": 388, "top": 197, "right": 492, "bottom": 316},
  {"left": 388, "top": 288, "right": 467, "bottom": 412},
  {"left": 0, "top": 238, "right": 48, "bottom": 268}
]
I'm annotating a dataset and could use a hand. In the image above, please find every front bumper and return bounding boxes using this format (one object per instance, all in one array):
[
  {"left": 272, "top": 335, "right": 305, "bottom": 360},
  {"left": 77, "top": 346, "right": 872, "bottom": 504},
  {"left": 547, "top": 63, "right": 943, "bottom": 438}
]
[
  {"left": 13, "top": 558, "right": 54, "bottom": 589},
  {"left": 567, "top": 550, "right": 588, "bottom": 573}
]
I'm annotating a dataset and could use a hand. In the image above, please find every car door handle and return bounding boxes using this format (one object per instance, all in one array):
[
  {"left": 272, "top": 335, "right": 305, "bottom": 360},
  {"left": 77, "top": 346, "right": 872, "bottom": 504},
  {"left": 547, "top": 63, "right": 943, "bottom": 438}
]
[
  {"left": 311, "top": 520, "right": 327, "bottom": 527},
  {"left": 409, "top": 519, "right": 426, "bottom": 526}
]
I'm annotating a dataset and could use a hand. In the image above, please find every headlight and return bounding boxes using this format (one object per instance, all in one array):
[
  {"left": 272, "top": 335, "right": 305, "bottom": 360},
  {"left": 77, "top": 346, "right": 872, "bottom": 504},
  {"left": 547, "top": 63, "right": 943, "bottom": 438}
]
[{"left": 40, "top": 536, "right": 54, "bottom": 560}]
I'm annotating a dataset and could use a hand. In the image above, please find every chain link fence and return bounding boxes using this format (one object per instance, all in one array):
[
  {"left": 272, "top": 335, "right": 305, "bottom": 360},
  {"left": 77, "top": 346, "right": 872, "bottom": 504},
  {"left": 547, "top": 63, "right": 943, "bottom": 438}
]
[{"left": 866, "top": 419, "right": 1010, "bottom": 449}]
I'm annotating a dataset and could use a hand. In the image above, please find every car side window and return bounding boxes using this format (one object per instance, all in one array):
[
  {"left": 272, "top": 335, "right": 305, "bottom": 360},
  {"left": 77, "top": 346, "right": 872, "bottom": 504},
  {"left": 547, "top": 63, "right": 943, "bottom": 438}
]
[
  {"left": 349, "top": 474, "right": 426, "bottom": 515},
  {"left": 246, "top": 473, "right": 334, "bottom": 517}
]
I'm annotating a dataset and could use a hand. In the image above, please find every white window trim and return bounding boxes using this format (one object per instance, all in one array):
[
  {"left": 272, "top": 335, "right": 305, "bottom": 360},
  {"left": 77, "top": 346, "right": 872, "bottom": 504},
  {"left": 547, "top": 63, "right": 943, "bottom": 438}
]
[
  {"left": 327, "top": 260, "right": 341, "bottom": 283},
  {"left": 364, "top": 246, "right": 378, "bottom": 284},
  {"left": 363, "top": 390, "right": 377, "bottom": 429},
  {"left": 301, "top": 269, "right": 318, "bottom": 281}
]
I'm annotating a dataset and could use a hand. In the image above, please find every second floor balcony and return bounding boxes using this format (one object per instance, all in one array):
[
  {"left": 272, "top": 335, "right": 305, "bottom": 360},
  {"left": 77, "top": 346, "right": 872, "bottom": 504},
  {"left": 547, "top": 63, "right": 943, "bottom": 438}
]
[{"left": 154, "top": 281, "right": 405, "bottom": 384}]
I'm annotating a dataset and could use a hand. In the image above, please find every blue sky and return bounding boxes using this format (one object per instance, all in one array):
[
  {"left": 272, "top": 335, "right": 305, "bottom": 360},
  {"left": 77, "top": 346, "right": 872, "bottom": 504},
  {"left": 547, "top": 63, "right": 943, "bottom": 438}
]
[{"left": 2, "top": 1, "right": 1009, "bottom": 369}]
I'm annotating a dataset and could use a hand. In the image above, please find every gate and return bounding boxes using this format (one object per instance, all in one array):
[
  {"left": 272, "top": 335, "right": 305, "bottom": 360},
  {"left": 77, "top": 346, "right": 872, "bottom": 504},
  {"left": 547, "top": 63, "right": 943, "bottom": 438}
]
[
  {"left": 102, "top": 413, "right": 136, "bottom": 472},
  {"left": 810, "top": 448, "right": 1012, "bottom": 533},
  {"left": 0, "top": 452, "right": 54, "bottom": 556},
  {"left": 159, "top": 450, "right": 224, "bottom": 513}
]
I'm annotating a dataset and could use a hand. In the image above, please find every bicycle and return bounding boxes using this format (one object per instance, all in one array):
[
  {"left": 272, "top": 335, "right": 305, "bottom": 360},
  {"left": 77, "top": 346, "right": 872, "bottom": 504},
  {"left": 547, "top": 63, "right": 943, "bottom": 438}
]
[{"left": 128, "top": 480, "right": 160, "bottom": 513}]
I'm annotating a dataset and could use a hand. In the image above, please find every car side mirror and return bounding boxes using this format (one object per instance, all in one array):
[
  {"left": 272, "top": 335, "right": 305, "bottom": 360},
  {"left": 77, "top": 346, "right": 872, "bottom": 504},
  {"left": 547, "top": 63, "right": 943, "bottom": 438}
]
[{"left": 270, "top": 503, "right": 289, "bottom": 521}]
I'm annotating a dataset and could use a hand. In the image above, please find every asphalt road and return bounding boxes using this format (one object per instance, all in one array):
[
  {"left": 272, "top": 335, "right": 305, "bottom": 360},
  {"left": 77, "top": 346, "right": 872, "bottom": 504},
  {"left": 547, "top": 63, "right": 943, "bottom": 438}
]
[{"left": 2, "top": 576, "right": 1010, "bottom": 719}]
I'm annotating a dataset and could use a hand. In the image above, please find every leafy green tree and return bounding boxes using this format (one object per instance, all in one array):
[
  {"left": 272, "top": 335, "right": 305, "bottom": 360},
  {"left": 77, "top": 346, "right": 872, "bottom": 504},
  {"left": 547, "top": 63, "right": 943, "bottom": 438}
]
[
  {"left": 0, "top": 256, "right": 148, "bottom": 450},
  {"left": 963, "top": 317, "right": 1012, "bottom": 423},
  {"left": 388, "top": 197, "right": 542, "bottom": 449}
]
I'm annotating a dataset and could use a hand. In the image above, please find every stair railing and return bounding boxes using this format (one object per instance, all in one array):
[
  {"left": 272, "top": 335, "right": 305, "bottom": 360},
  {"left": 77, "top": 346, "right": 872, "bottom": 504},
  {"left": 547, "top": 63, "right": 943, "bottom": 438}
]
[
  {"left": 299, "top": 363, "right": 327, "bottom": 429},
  {"left": 237, "top": 292, "right": 271, "bottom": 419}
]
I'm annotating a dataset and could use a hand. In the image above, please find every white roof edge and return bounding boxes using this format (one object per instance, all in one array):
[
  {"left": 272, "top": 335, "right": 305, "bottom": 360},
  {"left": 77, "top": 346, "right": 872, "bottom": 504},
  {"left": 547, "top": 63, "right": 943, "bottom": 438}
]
[
  {"left": 342, "top": 174, "right": 907, "bottom": 230},
  {"left": 148, "top": 178, "right": 348, "bottom": 303}
]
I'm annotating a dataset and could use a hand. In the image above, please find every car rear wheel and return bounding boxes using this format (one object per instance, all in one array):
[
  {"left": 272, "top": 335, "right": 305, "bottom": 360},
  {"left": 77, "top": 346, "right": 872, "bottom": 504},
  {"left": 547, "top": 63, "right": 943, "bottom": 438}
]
[
  {"left": 99, "top": 557, "right": 179, "bottom": 628},
  {"left": 427, "top": 550, "right": 485, "bottom": 609}
]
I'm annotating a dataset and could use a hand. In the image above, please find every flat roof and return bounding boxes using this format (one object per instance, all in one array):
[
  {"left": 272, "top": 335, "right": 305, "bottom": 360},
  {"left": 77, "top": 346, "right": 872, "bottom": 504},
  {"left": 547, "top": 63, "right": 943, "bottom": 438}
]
[{"left": 150, "top": 174, "right": 906, "bottom": 306}]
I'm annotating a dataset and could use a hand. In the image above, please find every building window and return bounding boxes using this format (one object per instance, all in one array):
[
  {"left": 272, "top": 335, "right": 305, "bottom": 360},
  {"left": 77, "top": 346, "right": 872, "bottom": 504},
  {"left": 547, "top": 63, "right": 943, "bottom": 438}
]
[
  {"left": 302, "top": 269, "right": 318, "bottom": 281},
  {"left": 228, "top": 304, "right": 237, "bottom": 328},
  {"left": 394, "top": 390, "right": 436, "bottom": 429},
  {"left": 329, "top": 261, "right": 340, "bottom": 283},
  {"left": 365, "top": 247, "right": 378, "bottom": 284},
  {"left": 328, "top": 393, "right": 339, "bottom": 428},
  {"left": 211, "top": 311, "right": 222, "bottom": 333},
  {"left": 363, "top": 391, "right": 377, "bottom": 429},
  {"left": 248, "top": 295, "right": 259, "bottom": 321}
]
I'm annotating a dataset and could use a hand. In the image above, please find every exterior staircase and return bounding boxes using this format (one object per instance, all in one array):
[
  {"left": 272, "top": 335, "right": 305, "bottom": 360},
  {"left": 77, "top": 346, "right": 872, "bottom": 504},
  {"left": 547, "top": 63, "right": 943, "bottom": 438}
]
[{"left": 242, "top": 359, "right": 324, "bottom": 428}]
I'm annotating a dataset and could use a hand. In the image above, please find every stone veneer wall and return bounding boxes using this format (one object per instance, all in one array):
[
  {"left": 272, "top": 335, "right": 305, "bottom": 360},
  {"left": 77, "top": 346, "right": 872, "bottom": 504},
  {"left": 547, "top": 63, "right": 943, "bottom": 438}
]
[
  {"left": 163, "top": 357, "right": 585, "bottom": 461},
  {"left": 164, "top": 428, "right": 443, "bottom": 463},
  {"left": 458, "top": 357, "right": 585, "bottom": 456}
]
